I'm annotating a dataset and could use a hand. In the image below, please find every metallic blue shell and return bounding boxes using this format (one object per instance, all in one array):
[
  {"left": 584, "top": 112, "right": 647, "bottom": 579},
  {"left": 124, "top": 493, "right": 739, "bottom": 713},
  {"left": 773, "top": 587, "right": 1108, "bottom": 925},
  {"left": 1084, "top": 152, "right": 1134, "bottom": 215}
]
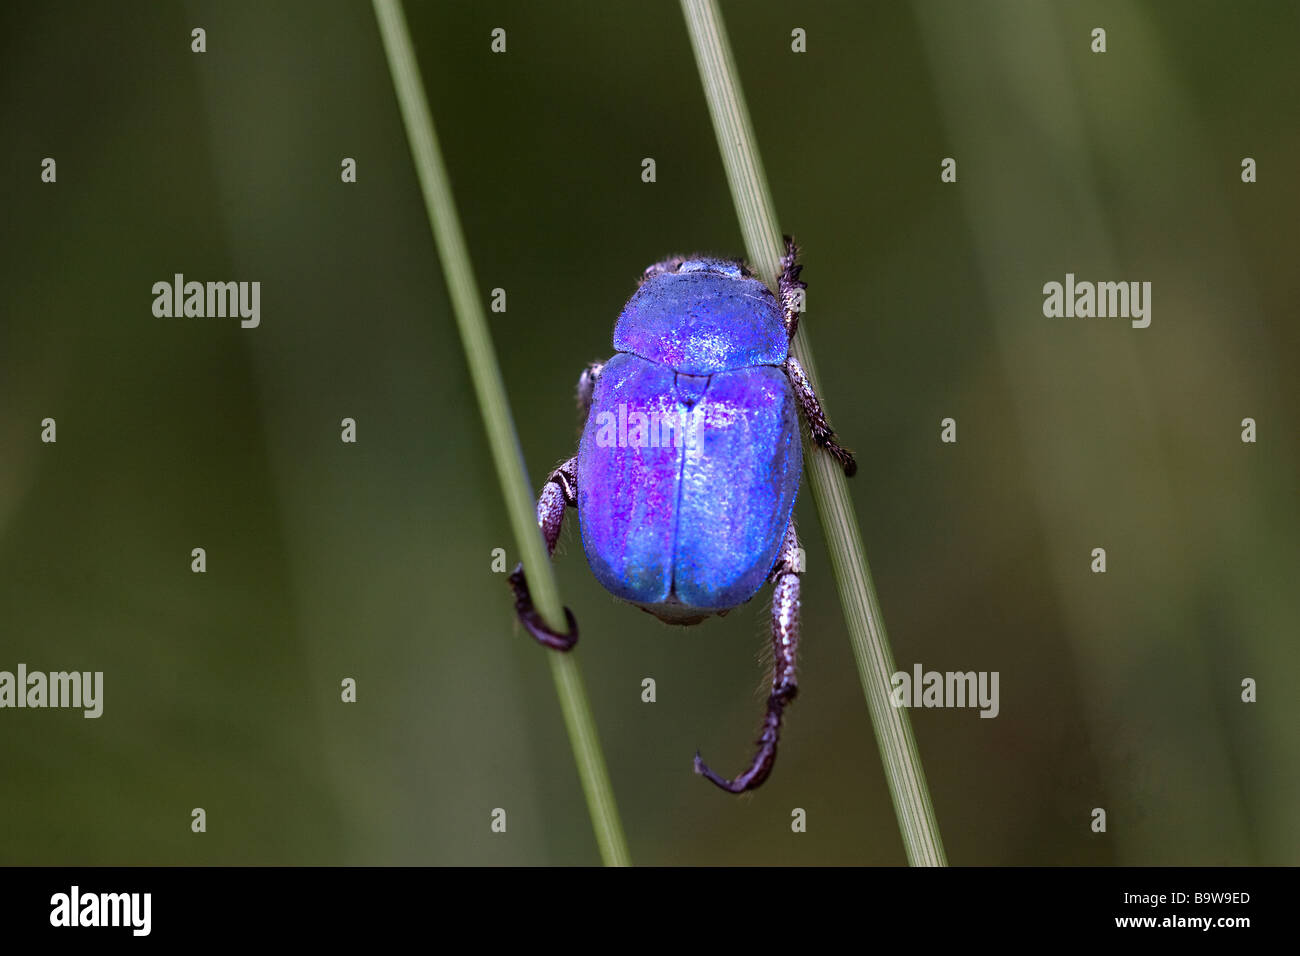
[
  {"left": 612, "top": 259, "right": 788, "bottom": 374},
  {"left": 577, "top": 349, "right": 801, "bottom": 619}
]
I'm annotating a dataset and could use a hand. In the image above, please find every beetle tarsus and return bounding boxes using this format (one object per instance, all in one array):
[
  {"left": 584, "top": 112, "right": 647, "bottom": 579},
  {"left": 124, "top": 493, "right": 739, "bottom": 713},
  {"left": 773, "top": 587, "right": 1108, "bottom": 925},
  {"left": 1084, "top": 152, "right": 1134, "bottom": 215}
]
[
  {"left": 784, "top": 354, "right": 857, "bottom": 477},
  {"left": 696, "top": 523, "right": 804, "bottom": 794},
  {"left": 510, "top": 459, "right": 581, "bottom": 651},
  {"left": 509, "top": 563, "right": 579, "bottom": 651},
  {"left": 825, "top": 441, "right": 858, "bottom": 477},
  {"left": 694, "top": 688, "right": 795, "bottom": 793}
]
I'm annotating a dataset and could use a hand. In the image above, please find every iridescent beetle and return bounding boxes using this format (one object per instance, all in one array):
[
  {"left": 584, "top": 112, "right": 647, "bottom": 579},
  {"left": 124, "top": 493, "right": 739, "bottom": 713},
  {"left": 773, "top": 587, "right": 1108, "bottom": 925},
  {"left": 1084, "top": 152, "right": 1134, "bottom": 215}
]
[{"left": 510, "top": 238, "right": 855, "bottom": 792}]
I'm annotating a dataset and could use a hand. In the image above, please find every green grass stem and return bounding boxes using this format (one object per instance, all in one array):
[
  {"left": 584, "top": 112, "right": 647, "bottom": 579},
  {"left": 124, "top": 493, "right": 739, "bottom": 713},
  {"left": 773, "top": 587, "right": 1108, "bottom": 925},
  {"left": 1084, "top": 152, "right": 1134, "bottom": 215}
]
[
  {"left": 681, "top": 0, "right": 947, "bottom": 866},
  {"left": 372, "top": 0, "right": 630, "bottom": 867}
]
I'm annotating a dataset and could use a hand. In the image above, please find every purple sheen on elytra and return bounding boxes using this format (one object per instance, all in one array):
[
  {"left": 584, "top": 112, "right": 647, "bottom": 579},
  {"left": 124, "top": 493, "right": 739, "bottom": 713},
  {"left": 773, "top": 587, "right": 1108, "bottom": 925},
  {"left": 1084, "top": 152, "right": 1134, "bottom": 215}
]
[
  {"left": 576, "top": 353, "right": 801, "bottom": 616},
  {"left": 613, "top": 264, "right": 788, "bottom": 375},
  {"left": 577, "top": 354, "right": 682, "bottom": 605}
]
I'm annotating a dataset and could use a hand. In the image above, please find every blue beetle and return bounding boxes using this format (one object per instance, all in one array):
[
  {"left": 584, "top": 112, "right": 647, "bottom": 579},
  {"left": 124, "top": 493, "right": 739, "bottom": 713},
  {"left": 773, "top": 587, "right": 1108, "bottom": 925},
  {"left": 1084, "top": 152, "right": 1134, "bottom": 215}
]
[{"left": 509, "top": 237, "right": 855, "bottom": 793}]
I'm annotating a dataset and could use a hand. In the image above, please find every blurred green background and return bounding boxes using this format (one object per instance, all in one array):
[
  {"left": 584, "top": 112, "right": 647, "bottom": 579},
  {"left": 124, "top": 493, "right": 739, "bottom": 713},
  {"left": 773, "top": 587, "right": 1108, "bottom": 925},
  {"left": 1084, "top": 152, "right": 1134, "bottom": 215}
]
[{"left": 2, "top": 0, "right": 1296, "bottom": 865}]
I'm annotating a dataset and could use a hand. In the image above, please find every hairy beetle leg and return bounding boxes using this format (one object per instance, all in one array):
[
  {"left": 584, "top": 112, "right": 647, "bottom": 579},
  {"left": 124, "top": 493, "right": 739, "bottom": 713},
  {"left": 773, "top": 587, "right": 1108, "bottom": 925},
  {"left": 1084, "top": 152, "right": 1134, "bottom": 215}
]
[
  {"left": 510, "top": 457, "right": 581, "bottom": 651},
  {"left": 785, "top": 355, "right": 858, "bottom": 477},
  {"left": 778, "top": 235, "right": 807, "bottom": 341},
  {"left": 695, "top": 523, "right": 803, "bottom": 793},
  {"left": 778, "top": 238, "right": 858, "bottom": 478}
]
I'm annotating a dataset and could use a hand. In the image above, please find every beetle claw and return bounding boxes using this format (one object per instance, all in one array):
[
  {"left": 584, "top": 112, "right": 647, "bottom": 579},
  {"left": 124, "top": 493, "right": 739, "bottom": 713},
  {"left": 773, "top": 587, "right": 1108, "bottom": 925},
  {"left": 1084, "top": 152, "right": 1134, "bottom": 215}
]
[
  {"left": 694, "top": 743, "right": 776, "bottom": 794},
  {"left": 834, "top": 445, "right": 858, "bottom": 478},
  {"left": 694, "top": 752, "right": 750, "bottom": 793},
  {"left": 693, "top": 691, "right": 788, "bottom": 795},
  {"left": 509, "top": 563, "right": 579, "bottom": 651}
]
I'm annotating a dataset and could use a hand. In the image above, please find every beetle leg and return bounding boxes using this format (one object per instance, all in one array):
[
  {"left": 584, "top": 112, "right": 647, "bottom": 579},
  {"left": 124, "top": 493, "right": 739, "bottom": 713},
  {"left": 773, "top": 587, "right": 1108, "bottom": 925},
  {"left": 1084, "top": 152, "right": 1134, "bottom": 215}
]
[
  {"left": 784, "top": 354, "right": 858, "bottom": 477},
  {"left": 639, "top": 254, "right": 687, "bottom": 284},
  {"left": 779, "top": 237, "right": 857, "bottom": 477},
  {"left": 576, "top": 360, "right": 606, "bottom": 414},
  {"left": 695, "top": 523, "right": 803, "bottom": 793},
  {"left": 778, "top": 235, "right": 807, "bottom": 340},
  {"left": 508, "top": 457, "right": 581, "bottom": 651}
]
